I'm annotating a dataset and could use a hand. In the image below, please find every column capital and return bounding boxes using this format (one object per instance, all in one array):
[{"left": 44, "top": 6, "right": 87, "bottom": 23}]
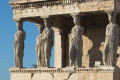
[
  {"left": 43, "top": 17, "right": 49, "bottom": 22},
  {"left": 106, "top": 11, "right": 118, "bottom": 14},
  {"left": 106, "top": 11, "right": 117, "bottom": 17},
  {"left": 13, "top": 18, "right": 21, "bottom": 22},
  {"left": 70, "top": 13, "right": 79, "bottom": 16},
  {"left": 41, "top": 16, "right": 49, "bottom": 19},
  {"left": 70, "top": 13, "right": 84, "bottom": 16}
]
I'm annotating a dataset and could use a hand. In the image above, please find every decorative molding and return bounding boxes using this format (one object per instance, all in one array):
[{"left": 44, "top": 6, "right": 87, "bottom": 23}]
[
  {"left": 10, "top": 0, "right": 94, "bottom": 9},
  {"left": 9, "top": 67, "right": 115, "bottom": 73}
]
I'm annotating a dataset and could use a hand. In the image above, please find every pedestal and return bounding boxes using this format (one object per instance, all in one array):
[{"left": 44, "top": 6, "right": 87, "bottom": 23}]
[{"left": 10, "top": 67, "right": 120, "bottom": 80}]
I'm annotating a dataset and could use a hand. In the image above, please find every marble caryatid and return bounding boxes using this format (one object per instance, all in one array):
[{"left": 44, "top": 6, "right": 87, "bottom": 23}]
[
  {"left": 36, "top": 24, "right": 44, "bottom": 67},
  {"left": 69, "top": 14, "right": 84, "bottom": 67},
  {"left": 104, "top": 12, "right": 119, "bottom": 66},
  {"left": 14, "top": 20, "right": 26, "bottom": 68},
  {"left": 41, "top": 18, "right": 54, "bottom": 67}
]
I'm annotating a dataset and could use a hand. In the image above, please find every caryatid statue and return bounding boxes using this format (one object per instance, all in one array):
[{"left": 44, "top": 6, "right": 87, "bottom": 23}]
[
  {"left": 69, "top": 14, "right": 84, "bottom": 67},
  {"left": 104, "top": 12, "right": 119, "bottom": 66},
  {"left": 36, "top": 24, "right": 44, "bottom": 67},
  {"left": 14, "top": 20, "right": 26, "bottom": 68},
  {"left": 41, "top": 18, "right": 54, "bottom": 67}
]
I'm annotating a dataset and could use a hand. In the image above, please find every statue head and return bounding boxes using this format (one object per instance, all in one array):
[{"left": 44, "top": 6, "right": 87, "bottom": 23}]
[
  {"left": 72, "top": 15, "right": 80, "bottom": 26},
  {"left": 44, "top": 18, "right": 51, "bottom": 29},
  {"left": 16, "top": 20, "right": 23, "bottom": 31},
  {"left": 108, "top": 12, "right": 117, "bottom": 23}
]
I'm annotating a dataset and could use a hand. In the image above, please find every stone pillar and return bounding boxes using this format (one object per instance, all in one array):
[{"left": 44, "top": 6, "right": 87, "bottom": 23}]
[
  {"left": 69, "top": 13, "right": 84, "bottom": 67},
  {"left": 104, "top": 11, "right": 119, "bottom": 66},
  {"left": 14, "top": 19, "right": 26, "bottom": 68},
  {"left": 53, "top": 27, "right": 63, "bottom": 68},
  {"left": 41, "top": 17, "right": 54, "bottom": 67},
  {"left": 35, "top": 24, "right": 44, "bottom": 67},
  {"left": 82, "top": 55, "right": 89, "bottom": 67}
]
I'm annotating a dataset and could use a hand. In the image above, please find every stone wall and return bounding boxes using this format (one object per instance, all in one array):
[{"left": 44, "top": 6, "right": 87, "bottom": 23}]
[
  {"left": 10, "top": 67, "right": 120, "bottom": 80},
  {"left": 82, "top": 27, "right": 120, "bottom": 67},
  {"left": 82, "top": 27, "right": 105, "bottom": 67}
]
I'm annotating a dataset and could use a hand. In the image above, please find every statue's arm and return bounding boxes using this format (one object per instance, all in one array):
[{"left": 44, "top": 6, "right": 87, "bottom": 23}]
[{"left": 14, "top": 32, "right": 18, "bottom": 47}]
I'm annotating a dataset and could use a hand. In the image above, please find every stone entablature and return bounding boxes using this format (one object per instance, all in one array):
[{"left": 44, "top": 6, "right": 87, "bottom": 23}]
[
  {"left": 10, "top": 67, "right": 115, "bottom": 73},
  {"left": 10, "top": 0, "right": 94, "bottom": 9},
  {"left": 11, "top": 0, "right": 47, "bottom": 3},
  {"left": 9, "top": 0, "right": 119, "bottom": 19}
]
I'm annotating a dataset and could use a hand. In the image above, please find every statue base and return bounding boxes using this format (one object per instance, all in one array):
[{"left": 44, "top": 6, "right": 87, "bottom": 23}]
[{"left": 9, "top": 66, "right": 120, "bottom": 80}]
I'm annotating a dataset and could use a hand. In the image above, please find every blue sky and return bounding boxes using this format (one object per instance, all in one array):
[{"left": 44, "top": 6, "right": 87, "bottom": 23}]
[{"left": 0, "top": 1, "right": 54, "bottom": 80}]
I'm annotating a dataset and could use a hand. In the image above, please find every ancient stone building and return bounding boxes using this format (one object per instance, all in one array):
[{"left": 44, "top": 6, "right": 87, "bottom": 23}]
[{"left": 9, "top": 0, "right": 120, "bottom": 80}]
